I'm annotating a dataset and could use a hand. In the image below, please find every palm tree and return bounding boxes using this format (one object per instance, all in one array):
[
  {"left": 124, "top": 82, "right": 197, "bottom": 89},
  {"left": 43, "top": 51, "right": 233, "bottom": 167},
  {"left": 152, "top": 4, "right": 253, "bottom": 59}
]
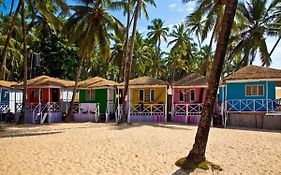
[
  {"left": 183, "top": 0, "right": 227, "bottom": 76},
  {"left": 120, "top": 0, "right": 156, "bottom": 123},
  {"left": 0, "top": 0, "right": 69, "bottom": 80},
  {"left": 147, "top": 18, "right": 169, "bottom": 48},
  {"left": 168, "top": 24, "right": 195, "bottom": 81},
  {"left": 65, "top": 0, "right": 123, "bottom": 120},
  {"left": 176, "top": 0, "right": 238, "bottom": 167},
  {"left": 229, "top": 0, "right": 281, "bottom": 67}
]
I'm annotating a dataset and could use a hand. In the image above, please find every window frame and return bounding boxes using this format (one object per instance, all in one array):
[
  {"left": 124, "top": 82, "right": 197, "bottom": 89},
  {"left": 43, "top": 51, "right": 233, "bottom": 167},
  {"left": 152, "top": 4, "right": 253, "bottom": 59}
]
[
  {"left": 139, "top": 89, "right": 145, "bottom": 102},
  {"left": 190, "top": 89, "right": 195, "bottom": 102},
  {"left": 150, "top": 89, "right": 155, "bottom": 102},
  {"left": 245, "top": 85, "right": 264, "bottom": 96}
]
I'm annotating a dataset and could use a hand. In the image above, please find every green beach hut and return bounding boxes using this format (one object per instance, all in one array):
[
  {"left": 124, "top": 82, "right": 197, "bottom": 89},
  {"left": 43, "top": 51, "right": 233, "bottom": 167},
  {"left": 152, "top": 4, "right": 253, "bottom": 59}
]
[{"left": 76, "top": 77, "right": 118, "bottom": 122}]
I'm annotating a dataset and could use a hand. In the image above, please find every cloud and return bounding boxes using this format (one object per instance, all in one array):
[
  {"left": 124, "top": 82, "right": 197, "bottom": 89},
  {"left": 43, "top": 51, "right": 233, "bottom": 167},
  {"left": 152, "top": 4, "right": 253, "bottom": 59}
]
[{"left": 168, "top": 0, "right": 195, "bottom": 13}]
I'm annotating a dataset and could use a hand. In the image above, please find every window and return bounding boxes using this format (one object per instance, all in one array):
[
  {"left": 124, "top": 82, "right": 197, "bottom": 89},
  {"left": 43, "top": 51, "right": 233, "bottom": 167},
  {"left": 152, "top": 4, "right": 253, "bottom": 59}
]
[
  {"left": 190, "top": 90, "right": 195, "bottom": 102},
  {"left": 150, "top": 89, "right": 155, "bottom": 102},
  {"left": 139, "top": 89, "right": 144, "bottom": 102},
  {"left": 31, "top": 90, "right": 35, "bottom": 99},
  {"left": 86, "top": 89, "right": 95, "bottom": 101},
  {"left": 245, "top": 85, "right": 264, "bottom": 96},
  {"left": 179, "top": 90, "right": 184, "bottom": 102},
  {"left": 40, "top": 90, "right": 43, "bottom": 100}
]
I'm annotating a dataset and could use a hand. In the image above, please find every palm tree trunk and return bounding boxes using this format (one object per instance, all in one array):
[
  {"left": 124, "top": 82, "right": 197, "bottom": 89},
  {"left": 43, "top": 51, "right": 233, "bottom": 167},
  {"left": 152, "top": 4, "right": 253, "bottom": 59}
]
[
  {"left": 269, "top": 36, "right": 281, "bottom": 57},
  {"left": 66, "top": 57, "right": 84, "bottom": 121},
  {"left": 119, "top": 0, "right": 132, "bottom": 83},
  {"left": 179, "top": 0, "right": 237, "bottom": 165},
  {"left": 19, "top": 0, "right": 28, "bottom": 124},
  {"left": 120, "top": 0, "right": 142, "bottom": 123},
  {"left": 0, "top": 1, "right": 21, "bottom": 80}
]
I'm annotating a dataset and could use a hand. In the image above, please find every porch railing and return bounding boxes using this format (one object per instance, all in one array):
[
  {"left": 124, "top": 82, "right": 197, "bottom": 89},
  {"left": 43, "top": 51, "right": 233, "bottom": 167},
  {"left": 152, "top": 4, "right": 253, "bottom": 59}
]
[
  {"left": 0, "top": 103, "right": 9, "bottom": 113},
  {"left": 225, "top": 99, "right": 281, "bottom": 112},
  {"left": 173, "top": 104, "right": 203, "bottom": 116},
  {"left": 130, "top": 104, "right": 165, "bottom": 116}
]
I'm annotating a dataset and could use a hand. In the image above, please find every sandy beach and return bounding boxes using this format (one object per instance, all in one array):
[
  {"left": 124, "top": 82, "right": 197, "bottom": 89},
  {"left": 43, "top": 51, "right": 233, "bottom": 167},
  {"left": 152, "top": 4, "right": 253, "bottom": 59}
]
[{"left": 0, "top": 123, "right": 280, "bottom": 175}]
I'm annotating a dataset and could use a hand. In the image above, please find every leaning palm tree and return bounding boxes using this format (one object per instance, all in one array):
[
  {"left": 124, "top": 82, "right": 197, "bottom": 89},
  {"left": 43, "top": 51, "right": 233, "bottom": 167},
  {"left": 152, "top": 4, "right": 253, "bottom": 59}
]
[
  {"left": 147, "top": 18, "right": 169, "bottom": 48},
  {"left": 65, "top": 0, "right": 123, "bottom": 120},
  {"left": 229, "top": 0, "right": 281, "bottom": 67},
  {"left": 176, "top": 0, "right": 238, "bottom": 168}
]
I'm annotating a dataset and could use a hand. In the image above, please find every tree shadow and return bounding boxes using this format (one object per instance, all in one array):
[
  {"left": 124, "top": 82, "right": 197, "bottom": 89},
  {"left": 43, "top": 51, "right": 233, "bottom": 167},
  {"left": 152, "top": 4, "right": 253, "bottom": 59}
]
[
  {"left": 112, "top": 122, "right": 193, "bottom": 131},
  {"left": 171, "top": 168, "right": 195, "bottom": 175},
  {"left": 0, "top": 131, "right": 63, "bottom": 138},
  {"left": 225, "top": 126, "right": 281, "bottom": 134}
]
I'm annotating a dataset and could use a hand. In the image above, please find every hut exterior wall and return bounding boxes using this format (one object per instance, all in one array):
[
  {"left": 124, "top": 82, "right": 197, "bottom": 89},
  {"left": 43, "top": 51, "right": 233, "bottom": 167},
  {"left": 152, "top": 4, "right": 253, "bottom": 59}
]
[
  {"left": 79, "top": 89, "right": 108, "bottom": 113},
  {"left": 173, "top": 88, "right": 206, "bottom": 104},
  {"left": 226, "top": 81, "right": 275, "bottom": 100},
  {"left": 0, "top": 89, "right": 10, "bottom": 103},
  {"left": 228, "top": 113, "right": 281, "bottom": 130},
  {"left": 131, "top": 87, "right": 166, "bottom": 104},
  {"left": 27, "top": 88, "right": 50, "bottom": 104}
]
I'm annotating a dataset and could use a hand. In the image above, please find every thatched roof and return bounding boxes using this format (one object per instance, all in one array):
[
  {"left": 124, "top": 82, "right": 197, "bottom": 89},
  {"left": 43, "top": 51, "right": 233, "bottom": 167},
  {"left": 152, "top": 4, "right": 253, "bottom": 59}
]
[
  {"left": 0, "top": 81, "right": 17, "bottom": 89},
  {"left": 224, "top": 65, "right": 281, "bottom": 82},
  {"left": 14, "top": 76, "right": 74, "bottom": 88},
  {"left": 173, "top": 74, "right": 207, "bottom": 87},
  {"left": 78, "top": 77, "right": 118, "bottom": 88},
  {"left": 119, "top": 76, "right": 169, "bottom": 86}
]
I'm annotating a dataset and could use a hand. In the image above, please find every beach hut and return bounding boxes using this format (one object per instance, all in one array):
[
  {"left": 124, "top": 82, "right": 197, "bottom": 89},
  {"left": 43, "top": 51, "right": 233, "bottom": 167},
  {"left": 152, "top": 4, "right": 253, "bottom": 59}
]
[
  {"left": 171, "top": 74, "right": 208, "bottom": 124},
  {"left": 74, "top": 77, "right": 118, "bottom": 122},
  {"left": 0, "top": 81, "right": 23, "bottom": 119},
  {"left": 117, "top": 77, "right": 169, "bottom": 123},
  {"left": 14, "top": 76, "right": 74, "bottom": 124},
  {"left": 220, "top": 65, "right": 281, "bottom": 129}
]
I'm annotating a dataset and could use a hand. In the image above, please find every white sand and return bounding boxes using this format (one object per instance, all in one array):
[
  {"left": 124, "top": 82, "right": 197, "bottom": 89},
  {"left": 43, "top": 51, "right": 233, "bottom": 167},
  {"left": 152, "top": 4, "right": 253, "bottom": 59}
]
[{"left": 0, "top": 123, "right": 280, "bottom": 175}]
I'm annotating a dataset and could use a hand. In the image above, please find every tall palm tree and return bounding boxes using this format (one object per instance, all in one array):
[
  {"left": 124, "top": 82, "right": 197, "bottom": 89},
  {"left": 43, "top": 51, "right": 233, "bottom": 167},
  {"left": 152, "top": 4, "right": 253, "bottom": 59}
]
[
  {"left": 65, "top": 0, "right": 123, "bottom": 119},
  {"left": 147, "top": 18, "right": 169, "bottom": 48},
  {"left": 120, "top": 0, "right": 156, "bottom": 123},
  {"left": 168, "top": 24, "right": 195, "bottom": 81},
  {"left": 183, "top": 0, "right": 227, "bottom": 75},
  {"left": 0, "top": 0, "right": 69, "bottom": 80},
  {"left": 176, "top": 0, "right": 238, "bottom": 167},
  {"left": 229, "top": 0, "right": 281, "bottom": 67}
]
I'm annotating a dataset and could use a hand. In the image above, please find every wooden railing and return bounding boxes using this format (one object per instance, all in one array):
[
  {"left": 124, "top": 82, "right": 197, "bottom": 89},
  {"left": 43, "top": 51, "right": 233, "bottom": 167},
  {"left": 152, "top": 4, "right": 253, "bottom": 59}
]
[
  {"left": 225, "top": 99, "right": 281, "bottom": 112},
  {"left": 173, "top": 104, "right": 203, "bottom": 116},
  {"left": 0, "top": 103, "right": 9, "bottom": 113},
  {"left": 130, "top": 104, "right": 165, "bottom": 116}
]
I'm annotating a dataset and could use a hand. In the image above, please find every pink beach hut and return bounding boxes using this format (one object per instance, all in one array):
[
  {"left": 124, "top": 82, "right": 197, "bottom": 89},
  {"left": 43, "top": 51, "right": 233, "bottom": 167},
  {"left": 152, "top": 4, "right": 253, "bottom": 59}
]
[{"left": 171, "top": 74, "right": 208, "bottom": 124}]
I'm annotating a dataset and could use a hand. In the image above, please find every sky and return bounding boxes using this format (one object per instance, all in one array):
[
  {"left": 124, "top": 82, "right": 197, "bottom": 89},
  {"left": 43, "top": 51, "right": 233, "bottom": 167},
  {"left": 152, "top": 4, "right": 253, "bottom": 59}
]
[{"left": 1, "top": 0, "right": 281, "bottom": 69}]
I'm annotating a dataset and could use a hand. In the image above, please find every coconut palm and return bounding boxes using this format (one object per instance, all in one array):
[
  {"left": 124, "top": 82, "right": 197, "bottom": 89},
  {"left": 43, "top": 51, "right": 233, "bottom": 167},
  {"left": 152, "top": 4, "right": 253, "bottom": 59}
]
[
  {"left": 229, "top": 0, "right": 281, "bottom": 67},
  {"left": 183, "top": 0, "right": 227, "bottom": 75},
  {"left": 147, "top": 18, "right": 169, "bottom": 48},
  {"left": 121, "top": 0, "right": 156, "bottom": 123},
  {"left": 176, "top": 0, "right": 238, "bottom": 167},
  {"left": 0, "top": 0, "right": 69, "bottom": 80},
  {"left": 65, "top": 0, "right": 123, "bottom": 119}
]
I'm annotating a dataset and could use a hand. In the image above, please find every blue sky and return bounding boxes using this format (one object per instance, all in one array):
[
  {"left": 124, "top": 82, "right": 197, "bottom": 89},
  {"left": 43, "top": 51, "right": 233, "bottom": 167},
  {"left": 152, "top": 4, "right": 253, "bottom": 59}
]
[{"left": 1, "top": 0, "right": 281, "bottom": 69}]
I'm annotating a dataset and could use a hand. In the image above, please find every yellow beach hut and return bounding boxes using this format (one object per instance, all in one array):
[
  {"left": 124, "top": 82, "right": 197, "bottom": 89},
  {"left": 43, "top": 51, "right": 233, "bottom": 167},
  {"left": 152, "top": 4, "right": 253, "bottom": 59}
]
[{"left": 117, "top": 77, "right": 169, "bottom": 122}]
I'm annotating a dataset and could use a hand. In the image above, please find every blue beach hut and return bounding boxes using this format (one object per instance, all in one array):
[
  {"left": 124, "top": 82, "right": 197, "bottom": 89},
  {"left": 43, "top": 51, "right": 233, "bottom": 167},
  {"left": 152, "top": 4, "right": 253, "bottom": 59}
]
[{"left": 219, "top": 65, "right": 281, "bottom": 128}]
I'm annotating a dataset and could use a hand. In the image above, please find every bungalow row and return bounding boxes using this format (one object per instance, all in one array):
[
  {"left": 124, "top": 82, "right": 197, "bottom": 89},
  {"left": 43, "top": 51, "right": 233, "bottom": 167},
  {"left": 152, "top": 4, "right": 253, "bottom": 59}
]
[{"left": 0, "top": 74, "right": 217, "bottom": 124}]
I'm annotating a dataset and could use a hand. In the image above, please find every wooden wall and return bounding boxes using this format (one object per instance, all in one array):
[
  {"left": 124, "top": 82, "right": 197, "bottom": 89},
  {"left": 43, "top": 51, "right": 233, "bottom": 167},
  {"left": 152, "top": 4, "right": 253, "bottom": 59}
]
[{"left": 228, "top": 113, "right": 281, "bottom": 130}]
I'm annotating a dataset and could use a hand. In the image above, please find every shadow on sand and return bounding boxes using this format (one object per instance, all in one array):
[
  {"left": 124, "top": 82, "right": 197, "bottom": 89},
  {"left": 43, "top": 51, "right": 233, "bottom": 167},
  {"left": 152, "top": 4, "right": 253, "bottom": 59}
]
[
  {"left": 112, "top": 122, "right": 193, "bottom": 131},
  {"left": 0, "top": 131, "right": 63, "bottom": 138},
  {"left": 171, "top": 168, "right": 195, "bottom": 175}
]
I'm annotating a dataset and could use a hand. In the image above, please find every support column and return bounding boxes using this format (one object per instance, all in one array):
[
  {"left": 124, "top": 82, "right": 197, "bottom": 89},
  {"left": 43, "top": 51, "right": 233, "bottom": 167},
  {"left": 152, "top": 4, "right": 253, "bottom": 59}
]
[
  {"left": 165, "top": 86, "right": 168, "bottom": 123},
  {"left": 128, "top": 87, "right": 131, "bottom": 123},
  {"left": 117, "top": 88, "right": 120, "bottom": 122},
  {"left": 266, "top": 81, "right": 269, "bottom": 114}
]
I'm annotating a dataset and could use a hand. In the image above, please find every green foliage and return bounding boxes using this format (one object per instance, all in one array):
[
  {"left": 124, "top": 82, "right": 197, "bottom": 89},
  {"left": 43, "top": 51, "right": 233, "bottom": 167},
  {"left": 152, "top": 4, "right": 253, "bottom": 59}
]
[{"left": 36, "top": 34, "right": 79, "bottom": 80}]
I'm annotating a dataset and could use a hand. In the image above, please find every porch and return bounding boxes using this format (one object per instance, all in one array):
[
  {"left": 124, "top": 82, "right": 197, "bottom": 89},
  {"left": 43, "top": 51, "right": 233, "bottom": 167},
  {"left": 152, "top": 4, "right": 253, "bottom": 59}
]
[
  {"left": 72, "top": 103, "right": 100, "bottom": 122},
  {"left": 172, "top": 104, "right": 203, "bottom": 124},
  {"left": 129, "top": 104, "right": 166, "bottom": 122},
  {"left": 25, "top": 102, "right": 61, "bottom": 124}
]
